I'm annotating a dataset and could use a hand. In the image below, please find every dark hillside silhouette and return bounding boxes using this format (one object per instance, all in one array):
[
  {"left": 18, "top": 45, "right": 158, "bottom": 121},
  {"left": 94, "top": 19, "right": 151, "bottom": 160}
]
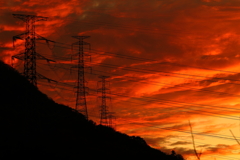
[{"left": 0, "top": 60, "right": 184, "bottom": 159}]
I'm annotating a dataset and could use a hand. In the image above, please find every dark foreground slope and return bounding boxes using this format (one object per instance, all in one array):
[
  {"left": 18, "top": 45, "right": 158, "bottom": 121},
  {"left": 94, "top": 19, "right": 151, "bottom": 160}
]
[{"left": 0, "top": 61, "right": 184, "bottom": 160}]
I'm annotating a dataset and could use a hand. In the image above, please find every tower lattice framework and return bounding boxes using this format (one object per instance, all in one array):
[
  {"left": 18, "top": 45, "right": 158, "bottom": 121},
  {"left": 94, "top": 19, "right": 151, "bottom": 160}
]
[
  {"left": 72, "top": 36, "right": 90, "bottom": 119},
  {"left": 12, "top": 14, "right": 50, "bottom": 86},
  {"left": 98, "top": 76, "right": 115, "bottom": 127}
]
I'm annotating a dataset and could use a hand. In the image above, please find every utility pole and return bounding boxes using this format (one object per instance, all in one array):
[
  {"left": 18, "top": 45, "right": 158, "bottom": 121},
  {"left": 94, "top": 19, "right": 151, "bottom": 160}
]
[
  {"left": 72, "top": 36, "right": 90, "bottom": 119},
  {"left": 98, "top": 76, "right": 115, "bottom": 128},
  {"left": 12, "top": 14, "right": 54, "bottom": 86}
]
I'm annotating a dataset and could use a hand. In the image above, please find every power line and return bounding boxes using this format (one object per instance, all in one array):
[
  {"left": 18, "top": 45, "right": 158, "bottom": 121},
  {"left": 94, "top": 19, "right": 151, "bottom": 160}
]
[
  {"left": 115, "top": 118, "right": 239, "bottom": 160},
  {"left": 92, "top": 69, "right": 240, "bottom": 99},
  {"left": 38, "top": 82, "right": 240, "bottom": 154},
  {"left": 35, "top": 42, "right": 240, "bottom": 87},
  {"left": 38, "top": 81, "right": 75, "bottom": 103},
  {"left": 38, "top": 78, "right": 240, "bottom": 121},
  {"left": 37, "top": 62, "right": 240, "bottom": 113},
  {"left": 38, "top": 61, "right": 240, "bottom": 105},
  {"left": 87, "top": 114, "right": 237, "bottom": 160},
  {"left": 35, "top": 41, "right": 239, "bottom": 75},
  {"left": 88, "top": 112, "right": 240, "bottom": 142},
  {"left": 36, "top": 40, "right": 240, "bottom": 97},
  {"left": 97, "top": 63, "right": 240, "bottom": 84}
]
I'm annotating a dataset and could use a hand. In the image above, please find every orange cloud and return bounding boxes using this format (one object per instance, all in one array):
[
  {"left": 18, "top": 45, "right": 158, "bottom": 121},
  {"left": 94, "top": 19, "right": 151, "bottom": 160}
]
[{"left": 3, "top": 1, "right": 240, "bottom": 159}]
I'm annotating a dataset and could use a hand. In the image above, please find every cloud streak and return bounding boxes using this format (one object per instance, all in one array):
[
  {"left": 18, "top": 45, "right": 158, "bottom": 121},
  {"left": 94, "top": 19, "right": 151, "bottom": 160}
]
[{"left": 1, "top": 0, "right": 240, "bottom": 159}]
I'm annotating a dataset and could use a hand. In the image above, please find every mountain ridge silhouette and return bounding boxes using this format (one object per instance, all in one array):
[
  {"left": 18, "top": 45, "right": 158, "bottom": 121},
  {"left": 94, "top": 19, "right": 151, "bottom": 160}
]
[{"left": 0, "top": 60, "right": 184, "bottom": 159}]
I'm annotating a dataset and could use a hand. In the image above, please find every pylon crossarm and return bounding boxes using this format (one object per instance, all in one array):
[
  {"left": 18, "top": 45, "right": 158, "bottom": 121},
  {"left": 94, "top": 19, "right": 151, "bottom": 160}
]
[
  {"left": 35, "top": 16, "right": 48, "bottom": 22},
  {"left": 14, "top": 32, "right": 28, "bottom": 39},
  {"left": 12, "top": 14, "right": 48, "bottom": 22},
  {"left": 12, "top": 14, "right": 27, "bottom": 21},
  {"left": 12, "top": 52, "right": 24, "bottom": 60}
]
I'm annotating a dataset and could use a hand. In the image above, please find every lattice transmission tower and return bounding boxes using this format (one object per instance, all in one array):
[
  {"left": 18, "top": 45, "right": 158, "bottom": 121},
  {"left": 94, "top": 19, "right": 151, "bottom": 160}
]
[
  {"left": 72, "top": 36, "right": 91, "bottom": 119},
  {"left": 12, "top": 14, "right": 54, "bottom": 86},
  {"left": 98, "top": 76, "right": 115, "bottom": 128}
]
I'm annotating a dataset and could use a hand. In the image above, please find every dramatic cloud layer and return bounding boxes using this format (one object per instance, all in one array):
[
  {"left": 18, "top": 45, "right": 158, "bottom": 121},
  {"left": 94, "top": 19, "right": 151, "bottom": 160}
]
[{"left": 1, "top": 0, "right": 240, "bottom": 159}]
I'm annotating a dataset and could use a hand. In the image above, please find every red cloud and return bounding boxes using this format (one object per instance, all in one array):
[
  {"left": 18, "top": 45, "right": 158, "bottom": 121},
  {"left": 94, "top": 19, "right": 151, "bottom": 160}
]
[{"left": 2, "top": 1, "right": 240, "bottom": 160}]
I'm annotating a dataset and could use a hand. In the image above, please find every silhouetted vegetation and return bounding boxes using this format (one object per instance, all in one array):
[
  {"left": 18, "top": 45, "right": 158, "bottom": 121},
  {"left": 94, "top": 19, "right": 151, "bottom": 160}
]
[{"left": 0, "top": 60, "right": 184, "bottom": 159}]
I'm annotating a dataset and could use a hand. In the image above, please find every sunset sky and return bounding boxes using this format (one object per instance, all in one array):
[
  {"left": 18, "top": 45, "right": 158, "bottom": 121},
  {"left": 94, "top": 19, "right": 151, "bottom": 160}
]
[{"left": 1, "top": 0, "right": 240, "bottom": 159}]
